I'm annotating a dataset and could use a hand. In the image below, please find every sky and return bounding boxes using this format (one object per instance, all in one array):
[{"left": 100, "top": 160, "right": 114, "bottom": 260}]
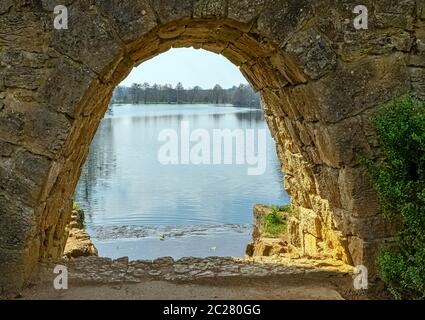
[{"left": 119, "top": 48, "right": 248, "bottom": 89}]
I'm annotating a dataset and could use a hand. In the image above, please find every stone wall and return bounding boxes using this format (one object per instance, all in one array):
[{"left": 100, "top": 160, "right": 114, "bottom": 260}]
[
  {"left": 246, "top": 204, "right": 290, "bottom": 257},
  {"left": 1, "top": 0, "right": 424, "bottom": 295},
  {"left": 63, "top": 208, "right": 98, "bottom": 259}
]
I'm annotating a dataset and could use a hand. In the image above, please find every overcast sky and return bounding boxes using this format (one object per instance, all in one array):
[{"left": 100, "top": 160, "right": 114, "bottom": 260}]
[{"left": 119, "top": 48, "right": 248, "bottom": 89}]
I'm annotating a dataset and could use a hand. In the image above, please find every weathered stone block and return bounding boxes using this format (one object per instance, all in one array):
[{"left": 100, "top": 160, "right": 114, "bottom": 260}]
[
  {"left": 25, "top": 109, "right": 72, "bottom": 156},
  {"left": 312, "top": 117, "right": 371, "bottom": 167},
  {"left": 285, "top": 28, "right": 337, "bottom": 80},
  {"left": 158, "top": 24, "right": 186, "bottom": 39},
  {"left": 49, "top": 3, "right": 124, "bottom": 80},
  {"left": 418, "top": 1, "right": 425, "bottom": 20},
  {"left": 234, "top": 34, "right": 274, "bottom": 58},
  {"left": 288, "top": 216, "right": 301, "bottom": 247},
  {"left": 269, "top": 52, "right": 307, "bottom": 85},
  {"left": 313, "top": 166, "right": 341, "bottom": 209},
  {"left": 202, "top": 41, "right": 227, "bottom": 54},
  {"left": 375, "top": 0, "right": 416, "bottom": 30},
  {"left": 0, "top": 141, "right": 14, "bottom": 157},
  {"left": 309, "top": 53, "right": 410, "bottom": 123},
  {"left": 223, "top": 45, "right": 250, "bottom": 66},
  {"left": 0, "top": 194, "right": 37, "bottom": 249},
  {"left": 263, "top": 88, "right": 301, "bottom": 120},
  {"left": 299, "top": 208, "right": 322, "bottom": 238},
  {"left": 2, "top": 66, "right": 44, "bottom": 90},
  {"left": 228, "top": 0, "right": 266, "bottom": 25},
  {"left": 0, "top": 0, "right": 13, "bottom": 14},
  {"left": 348, "top": 236, "right": 386, "bottom": 277},
  {"left": 251, "top": 238, "right": 287, "bottom": 256},
  {"left": 15, "top": 151, "right": 50, "bottom": 186},
  {"left": 338, "top": 167, "right": 380, "bottom": 217},
  {"left": 0, "top": 6, "right": 48, "bottom": 53},
  {"left": 194, "top": 0, "right": 227, "bottom": 18},
  {"left": 0, "top": 160, "right": 45, "bottom": 207},
  {"left": 257, "top": 0, "right": 313, "bottom": 47},
  {"left": 0, "top": 108, "right": 25, "bottom": 145},
  {"left": 0, "top": 248, "right": 29, "bottom": 296},
  {"left": 410, "top": 67, "right": 425, "bottom": 97},
  {"left": 214, "top": 25, "right": 242, "bottom": 42},
  {"left": 409, "top": 55, "right": 425, "bottom": 67},
  {"left": 340, "top": 30, "right": 414, "bottom": 61},
  {"left": 303, "top": 233, "right": 318, "bottom": 256},
  {"left": 38, "top": 59, "right": 96, "bottom": 118},
  {"left": 95, "top": 0, "right": 157, "bottom": 43},
  {"left": 150, "top": 0, "right": 193, "bottom": 24},
  {"left": 348, "top": 215, "right": 397, "bottom": 240},
  {"left": 276, "top": 86, "right": 316, "bottom": 121},
  {"left": 262, "top": 90, "right": 288, "bottom": 118}
]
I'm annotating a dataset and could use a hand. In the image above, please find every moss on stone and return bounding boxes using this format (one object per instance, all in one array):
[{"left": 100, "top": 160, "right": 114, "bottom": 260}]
[{"left": 262, "top": 206, "right": 289, "bottom": 238}]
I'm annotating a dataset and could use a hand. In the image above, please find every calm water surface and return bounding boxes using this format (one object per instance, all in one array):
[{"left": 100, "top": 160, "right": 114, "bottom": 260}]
[{"left": 75, "top": 104, "right": 289, "bottom": 259}]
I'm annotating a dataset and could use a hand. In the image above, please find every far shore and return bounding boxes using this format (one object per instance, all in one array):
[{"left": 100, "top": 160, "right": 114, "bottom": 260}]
[{"left": 110, "top": 101, "right": 261, "bottom": 108}]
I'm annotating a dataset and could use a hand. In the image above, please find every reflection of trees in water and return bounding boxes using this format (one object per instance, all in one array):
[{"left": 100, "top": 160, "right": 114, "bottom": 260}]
[
  {"left": 127, "top": 113, "right": 228, "bottom": 127},
  {"left": 74, "top": 118, "right": 117, "bottom": 222},
  {"left": 212, "top": 113, "right": 224, "bottom": 126},
  {"left": 233, "top": 109, "right": 286, "bottom": 201},
  {"left": 234, "top": 109, "right": 264, "bottom": 125},
  {"left": 128, "top": 113, "right": 187, "bottom": 126}
]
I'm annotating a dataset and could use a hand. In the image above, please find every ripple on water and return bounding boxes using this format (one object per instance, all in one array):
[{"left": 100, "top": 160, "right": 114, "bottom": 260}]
[{"left": 88, "top": 224, "right": 252, "bottom": 241}]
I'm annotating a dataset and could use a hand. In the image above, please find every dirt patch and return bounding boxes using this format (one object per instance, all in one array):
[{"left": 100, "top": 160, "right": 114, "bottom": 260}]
[{"left": 20, "top": 276, "right": 348, "bottom": 300}]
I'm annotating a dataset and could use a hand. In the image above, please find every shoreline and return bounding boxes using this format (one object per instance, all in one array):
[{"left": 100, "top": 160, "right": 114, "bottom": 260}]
[{"left": 109, "top": 102, "right": 261, "bottom": 108}]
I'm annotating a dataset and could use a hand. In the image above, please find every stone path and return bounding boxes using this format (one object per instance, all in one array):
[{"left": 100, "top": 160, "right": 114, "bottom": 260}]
[
  {"left": 21, "top": 280, "right": 347, "bottom": 300},
  {"left": 33, "top": 255, "right": 353, "bottom": 283},
  {"left": 19, "top": 255, "right": 361, "bottom": 300}
]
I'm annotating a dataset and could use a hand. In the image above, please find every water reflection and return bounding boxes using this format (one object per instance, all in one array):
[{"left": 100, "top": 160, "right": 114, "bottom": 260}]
[{"left": 74, "top": 104, "right": 289, "bottom": 258}]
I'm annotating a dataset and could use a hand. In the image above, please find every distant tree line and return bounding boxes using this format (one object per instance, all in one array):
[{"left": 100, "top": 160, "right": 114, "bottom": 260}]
[{"left": 112, "top": 82, "right": 261, "bottom": 108}]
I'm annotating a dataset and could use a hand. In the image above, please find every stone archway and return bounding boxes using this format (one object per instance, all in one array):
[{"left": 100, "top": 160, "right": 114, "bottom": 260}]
[{"left": 1, "top": 0, "right": 424, "bottom": 294}]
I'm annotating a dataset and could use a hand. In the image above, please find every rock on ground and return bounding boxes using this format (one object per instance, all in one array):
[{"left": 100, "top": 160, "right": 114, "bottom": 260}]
[{"left": 63, "top": 209, "right": 98, "bottom": 259}]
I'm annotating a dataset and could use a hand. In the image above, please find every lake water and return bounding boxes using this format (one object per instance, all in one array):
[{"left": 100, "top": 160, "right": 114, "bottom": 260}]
[{"left": 74, "top": 104, "right": 289, "bottom": 260}]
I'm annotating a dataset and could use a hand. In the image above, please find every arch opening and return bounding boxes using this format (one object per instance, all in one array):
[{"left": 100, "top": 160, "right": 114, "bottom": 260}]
[{"left": 73, "top": 46, "right": 289, "bottom": 260}]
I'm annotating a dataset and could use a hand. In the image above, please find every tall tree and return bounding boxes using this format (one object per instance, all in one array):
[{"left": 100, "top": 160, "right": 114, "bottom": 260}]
[
  {"left": 212, "top": 84, "right": 224, "bottom": 104},
  {"left": 142, "top": 82, "right": 150, "bottom": 104},
  {"left": 175, "top": 82, "right": 184, "bottom": 104}
]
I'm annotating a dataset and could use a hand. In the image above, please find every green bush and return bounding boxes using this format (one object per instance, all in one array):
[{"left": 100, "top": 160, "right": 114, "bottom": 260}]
[
  {"left": 361, "top": 94, "right": 425, "bottom": 299},
  {"left": 73, "top": 202, "right": 81, "bottom": 210},
  {"left": 262, "top": 206, "right": 288, "bottom": 237},
  {"left": 274, "top": 204, "right": 291, "bottom": 213}
]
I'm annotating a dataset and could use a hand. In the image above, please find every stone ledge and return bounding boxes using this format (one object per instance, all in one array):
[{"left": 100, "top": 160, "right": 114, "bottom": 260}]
[
  {"left": 63, "top": 208, "right": 98, "bottom": 259},
  {"left": 31, "top": 254, "right": 353, "bottom": 286}
]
